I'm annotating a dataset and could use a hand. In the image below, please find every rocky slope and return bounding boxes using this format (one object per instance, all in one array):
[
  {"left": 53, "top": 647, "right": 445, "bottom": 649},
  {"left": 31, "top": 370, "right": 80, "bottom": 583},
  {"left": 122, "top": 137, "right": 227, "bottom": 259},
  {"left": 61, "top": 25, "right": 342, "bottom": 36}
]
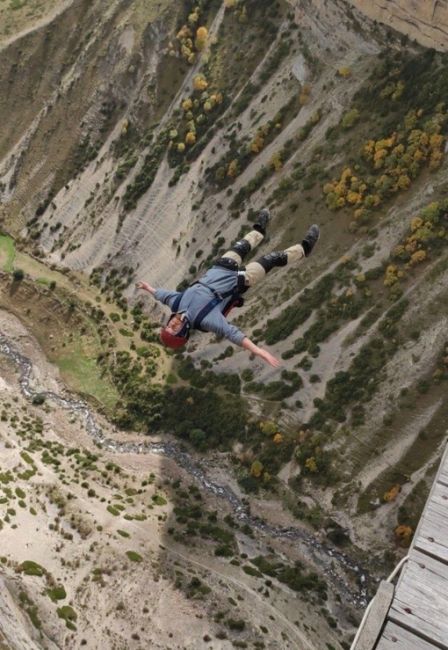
[{"left": 349, "top": 0, "right": 448, "bottom": 51}]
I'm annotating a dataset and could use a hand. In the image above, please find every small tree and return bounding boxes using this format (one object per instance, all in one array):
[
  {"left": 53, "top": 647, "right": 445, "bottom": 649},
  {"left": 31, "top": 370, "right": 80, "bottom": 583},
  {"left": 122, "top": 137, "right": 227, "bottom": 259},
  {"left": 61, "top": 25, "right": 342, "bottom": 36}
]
[{"left": 13, "top": 269, "right": 24, "bottom": 281}]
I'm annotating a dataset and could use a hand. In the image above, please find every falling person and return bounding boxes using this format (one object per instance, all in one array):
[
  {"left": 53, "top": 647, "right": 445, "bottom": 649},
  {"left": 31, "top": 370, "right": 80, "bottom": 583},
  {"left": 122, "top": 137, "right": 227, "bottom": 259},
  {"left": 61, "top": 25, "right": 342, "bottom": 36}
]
[{"left": 136, "top": 210, "right": 320, "bottom": 367}]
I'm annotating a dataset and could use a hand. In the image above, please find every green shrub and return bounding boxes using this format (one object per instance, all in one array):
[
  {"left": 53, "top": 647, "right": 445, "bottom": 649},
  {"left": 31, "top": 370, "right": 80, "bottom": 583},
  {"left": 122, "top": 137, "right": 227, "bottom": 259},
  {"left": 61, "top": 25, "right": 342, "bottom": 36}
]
[
  {"left": 226, "top": 619, "right": 245, "bottom": 631},
  {"left": 57, "top": 605, "right": 77, "bottom": 630},
  {"left": 151, "top": 494, "right": 167, "bottom": 506},
  {"left": 126, "top": 551, "right": 143, "bottom": 562},
  {"left": 20, "top": 561, "right": 45, "bottom": 577},
  {"left": 47, "top": 586, "right": 67, "bottom": 602}
]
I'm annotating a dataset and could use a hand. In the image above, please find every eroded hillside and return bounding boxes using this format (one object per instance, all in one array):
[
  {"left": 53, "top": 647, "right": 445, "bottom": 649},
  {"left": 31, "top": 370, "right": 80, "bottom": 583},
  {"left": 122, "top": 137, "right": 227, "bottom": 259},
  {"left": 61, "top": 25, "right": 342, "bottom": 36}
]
[
  {"left": 349, "top": 0, "right": 448, "bottom": 51},
  {"left": 1, "top": 0, "right": 448, "bottom": 648}
]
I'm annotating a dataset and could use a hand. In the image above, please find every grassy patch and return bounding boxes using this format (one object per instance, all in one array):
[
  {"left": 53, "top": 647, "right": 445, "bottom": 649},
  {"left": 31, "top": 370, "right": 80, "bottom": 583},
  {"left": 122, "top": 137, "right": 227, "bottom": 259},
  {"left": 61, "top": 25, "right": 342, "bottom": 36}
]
[
  {"left": 56, "top": 339, "right": 118, "bottom": 411},
  {"left": 0, "top": 234, "right": 15, "bottom": 272}
]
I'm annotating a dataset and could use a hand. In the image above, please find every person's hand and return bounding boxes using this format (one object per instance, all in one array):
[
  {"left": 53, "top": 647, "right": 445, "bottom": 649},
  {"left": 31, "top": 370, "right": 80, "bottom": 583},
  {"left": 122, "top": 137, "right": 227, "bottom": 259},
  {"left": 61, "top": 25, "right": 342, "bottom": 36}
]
[
  {"left": 259, "top": 348, "right": 281, "bottom": 368},
  {"left": 135, "top": 281, "right": 152, "bottom": 293}
]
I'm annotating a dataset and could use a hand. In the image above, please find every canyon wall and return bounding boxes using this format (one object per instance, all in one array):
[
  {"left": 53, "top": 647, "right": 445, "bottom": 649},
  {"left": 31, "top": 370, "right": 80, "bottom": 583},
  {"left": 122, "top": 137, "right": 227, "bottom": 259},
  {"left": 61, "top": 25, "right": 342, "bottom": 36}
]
[{"left": 348, "top": 0, "right": 448, "bottom": 50}]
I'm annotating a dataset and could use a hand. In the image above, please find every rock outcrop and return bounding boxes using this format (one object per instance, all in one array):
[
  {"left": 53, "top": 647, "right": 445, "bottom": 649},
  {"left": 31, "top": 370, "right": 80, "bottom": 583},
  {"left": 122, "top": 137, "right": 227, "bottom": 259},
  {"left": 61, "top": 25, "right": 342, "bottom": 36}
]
[{"left": 348, "top": 0, "right": 448, "bottom": 51}]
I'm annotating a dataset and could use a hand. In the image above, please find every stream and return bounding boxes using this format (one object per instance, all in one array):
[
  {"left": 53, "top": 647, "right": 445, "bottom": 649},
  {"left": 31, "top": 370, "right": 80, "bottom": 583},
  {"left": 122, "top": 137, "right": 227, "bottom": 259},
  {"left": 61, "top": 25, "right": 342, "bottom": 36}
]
[{"left": 0, "top": 332, "right": 371, "bottom": 607}]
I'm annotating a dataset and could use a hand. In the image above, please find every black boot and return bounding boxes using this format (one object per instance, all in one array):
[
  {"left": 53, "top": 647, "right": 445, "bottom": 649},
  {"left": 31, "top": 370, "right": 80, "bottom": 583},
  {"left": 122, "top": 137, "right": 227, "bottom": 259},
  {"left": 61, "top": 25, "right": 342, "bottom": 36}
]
[
  {"left": 230, "top": 238, "right": 252, "bottom": 260},
  {"left": 257, "top": 251, "right": 288, "bottom": 273},
  {"left": 301, "top": 224, "right": 320, "bottom": 257},
  {"left": 253, "top": 208, "right": 271, "bottom": 235}
]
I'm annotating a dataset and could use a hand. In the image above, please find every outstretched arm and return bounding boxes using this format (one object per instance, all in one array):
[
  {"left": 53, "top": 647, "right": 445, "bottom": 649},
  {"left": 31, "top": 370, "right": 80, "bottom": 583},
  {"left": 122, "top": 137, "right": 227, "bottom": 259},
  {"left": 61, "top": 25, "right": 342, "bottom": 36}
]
[
  {"left": 136, "top": 281, "right": 156, "bottom": 296},
  {"left": 136, "top": 282, "right": 181, "bottom": 308},
  {"left": 241, "top": 337, "right": 281, "bottom": 368}
]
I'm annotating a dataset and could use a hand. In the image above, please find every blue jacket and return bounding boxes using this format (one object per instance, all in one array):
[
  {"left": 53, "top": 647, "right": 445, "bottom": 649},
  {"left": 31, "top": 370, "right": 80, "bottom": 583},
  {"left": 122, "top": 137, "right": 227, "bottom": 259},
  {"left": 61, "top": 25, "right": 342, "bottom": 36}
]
[{"left": 155, "top": 265, "right": 246, "bottom": 346}]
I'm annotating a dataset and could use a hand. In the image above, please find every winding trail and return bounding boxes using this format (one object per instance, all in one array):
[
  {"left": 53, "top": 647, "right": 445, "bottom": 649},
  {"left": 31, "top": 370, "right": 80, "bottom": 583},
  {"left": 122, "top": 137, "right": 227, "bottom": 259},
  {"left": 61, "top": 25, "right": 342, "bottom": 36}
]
[{"left": 0, "top": 331, "right": 371, "bottom": 608}]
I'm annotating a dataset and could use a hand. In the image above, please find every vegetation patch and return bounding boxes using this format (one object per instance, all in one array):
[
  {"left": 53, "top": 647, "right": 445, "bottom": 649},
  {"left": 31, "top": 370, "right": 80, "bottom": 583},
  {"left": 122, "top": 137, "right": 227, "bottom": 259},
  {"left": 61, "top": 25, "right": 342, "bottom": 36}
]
[
  {"left": 20, "top": 560, "right": 45, "bottom": 577},
  {"left": 19, "top": 591, "right": 41, "bottom": 629},
  {"left": 47, "top": 586, "right": 67, "bottom": 602},
  {"left": 57, "top": 605, "right": 77, "bottom": 630},
  {"left": 126, "top": 550, "right": 143, "bottom": 562},
  {"left": 250, "top": 555, "right": 327, "bottom": 599},
  {"left": 0, "top": 234, "right": 15, "bottom": 272}
]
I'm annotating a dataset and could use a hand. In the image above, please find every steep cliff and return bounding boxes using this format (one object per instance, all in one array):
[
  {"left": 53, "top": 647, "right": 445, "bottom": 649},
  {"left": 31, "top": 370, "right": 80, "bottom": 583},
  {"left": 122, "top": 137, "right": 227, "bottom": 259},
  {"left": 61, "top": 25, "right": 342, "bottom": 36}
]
[{"left": 348, "top": 0, "right": 448, "bottom": 51}]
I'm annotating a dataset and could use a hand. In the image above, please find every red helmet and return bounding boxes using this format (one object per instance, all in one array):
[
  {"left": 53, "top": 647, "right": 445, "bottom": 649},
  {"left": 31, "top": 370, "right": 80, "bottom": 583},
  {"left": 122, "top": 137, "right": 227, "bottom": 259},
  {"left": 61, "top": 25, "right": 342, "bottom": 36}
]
[
  {"left": 160, "top": 327, "right": 188, "bottom": 349},
  {"left": 159, "top": 315, "right": 190, "bottom": 349}
]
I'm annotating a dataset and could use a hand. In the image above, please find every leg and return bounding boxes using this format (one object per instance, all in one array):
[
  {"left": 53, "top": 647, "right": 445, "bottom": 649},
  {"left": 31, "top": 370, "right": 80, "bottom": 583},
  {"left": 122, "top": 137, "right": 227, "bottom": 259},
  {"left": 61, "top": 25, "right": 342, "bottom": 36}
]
[
  {"left": 221, "top": 229, "right": 264, "bottom": 265},
  {"left": 220, "top": 208, "right": 271, "bottom": 265},
  {"left": 245, "top": 244, "right": 305, "bottom": 287},
  {"left": 244, "top": 223, "right": 320, "bottom": 287}
]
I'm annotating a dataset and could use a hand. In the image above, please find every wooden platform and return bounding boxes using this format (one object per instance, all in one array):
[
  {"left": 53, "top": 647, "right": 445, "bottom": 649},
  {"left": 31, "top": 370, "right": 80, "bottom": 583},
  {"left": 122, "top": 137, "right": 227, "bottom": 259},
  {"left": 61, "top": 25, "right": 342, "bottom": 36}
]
[{"left": 354, "top": 440, "right": 448, "bottom": 650}]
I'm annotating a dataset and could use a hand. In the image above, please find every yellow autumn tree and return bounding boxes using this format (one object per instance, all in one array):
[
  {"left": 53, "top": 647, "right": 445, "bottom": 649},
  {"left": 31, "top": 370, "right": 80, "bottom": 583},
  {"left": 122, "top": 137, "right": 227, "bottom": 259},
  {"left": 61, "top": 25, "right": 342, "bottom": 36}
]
[
  {"left": 270, "top": 152, "right": 283, "bottom": 172},
  {"left": 383, "top": 484, "right": 401, "bottom": 502},
  {"left": 364, "top": 140, "right": 375, "bottom": 159},
  {"left": 347, "top": 191, "right": 363, "bottom": 205},
  {"left": 337, "top": 66, "right": 351, "bottom": 78},
  {"left": 411, "top": 216, "right": 424, "bottom": 232},
  {"left": 394, "top": 524, "right": 413, "bottom": 547},
  {"left": 305, "top": 457, "right": 318, "bottom": 473},
  {"left": 210, "top": 92, "right": 223, "bottom": 105},
  {"left": 430, "top": 150, "right": 444, "bottom": 169},
  {"left": 195, "top": 26, "right": 208, "bottom": 50},
  {"left": 188, "top": 11, "right": 199, "bottom": 25},
  {"left": 193, "top": 74, "right": 208, "bottom": 91},
  {"left": 250, "top": 130, "right": 265, "bottom": 153},
  {"left": 227, "top": 159, "right": 239, "bottom": 178},
  {"left": 384, "top": 265, "right": 400, "bottom": 287},
  {"left": 397, "top": 174, "right": 411, "bottom": 190},
  {"left": 410, "top": 249, "right": 427, "bottom": 265},
  {"left": 299, "top": 83, "right": 311, "bottom": 105},
  {"left": 176, "top": 25, "right": 191, "bottom": 41},
  {"left": 185, "top": 131, "right": 196, "bottom": 145}
]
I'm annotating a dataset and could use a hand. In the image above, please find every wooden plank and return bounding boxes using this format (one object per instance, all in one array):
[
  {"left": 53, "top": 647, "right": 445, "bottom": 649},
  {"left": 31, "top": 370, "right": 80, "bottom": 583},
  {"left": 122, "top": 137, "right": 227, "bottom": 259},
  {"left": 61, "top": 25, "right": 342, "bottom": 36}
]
[
  {"left": 388, "top": 549, "right": 448, "bottom": 649},
  {"left": 435, "top": 441, "right": 448, "bottom": 487},
  {"left": 352, "top": 581, "right": 394, "bottom": 650},
  {"left": 376, "top": 621, "right": 440, "bottom": 650},
  {"left": 414, "top": 481, "right": 448, "bottom": 564},
  {"left": 439, "top": 460, "right": 448, "bottom": 488}
]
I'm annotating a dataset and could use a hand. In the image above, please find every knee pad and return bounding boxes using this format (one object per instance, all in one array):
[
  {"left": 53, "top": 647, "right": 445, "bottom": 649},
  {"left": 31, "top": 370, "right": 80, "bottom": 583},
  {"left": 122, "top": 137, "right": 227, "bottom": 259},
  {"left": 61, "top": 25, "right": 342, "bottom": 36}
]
[
  {"left": 257, "top": 251, "right": 288, "bottom": 273},
  {"left": 230, "top": 239, "right": 251, "bottom": 259}
]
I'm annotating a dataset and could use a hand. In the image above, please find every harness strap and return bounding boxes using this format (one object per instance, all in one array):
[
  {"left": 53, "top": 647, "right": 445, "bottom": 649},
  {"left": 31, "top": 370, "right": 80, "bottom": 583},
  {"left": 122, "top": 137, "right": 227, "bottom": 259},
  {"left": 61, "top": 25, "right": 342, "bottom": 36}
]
[
  {"left": 192, "top": 281, "right": 236, "bottom": 329},
  {"left": 170, "top": 275, "right": 246, "bottom": 331},
  {"left": 171, "top": 293, "right": 183, "bottom": 313}
]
